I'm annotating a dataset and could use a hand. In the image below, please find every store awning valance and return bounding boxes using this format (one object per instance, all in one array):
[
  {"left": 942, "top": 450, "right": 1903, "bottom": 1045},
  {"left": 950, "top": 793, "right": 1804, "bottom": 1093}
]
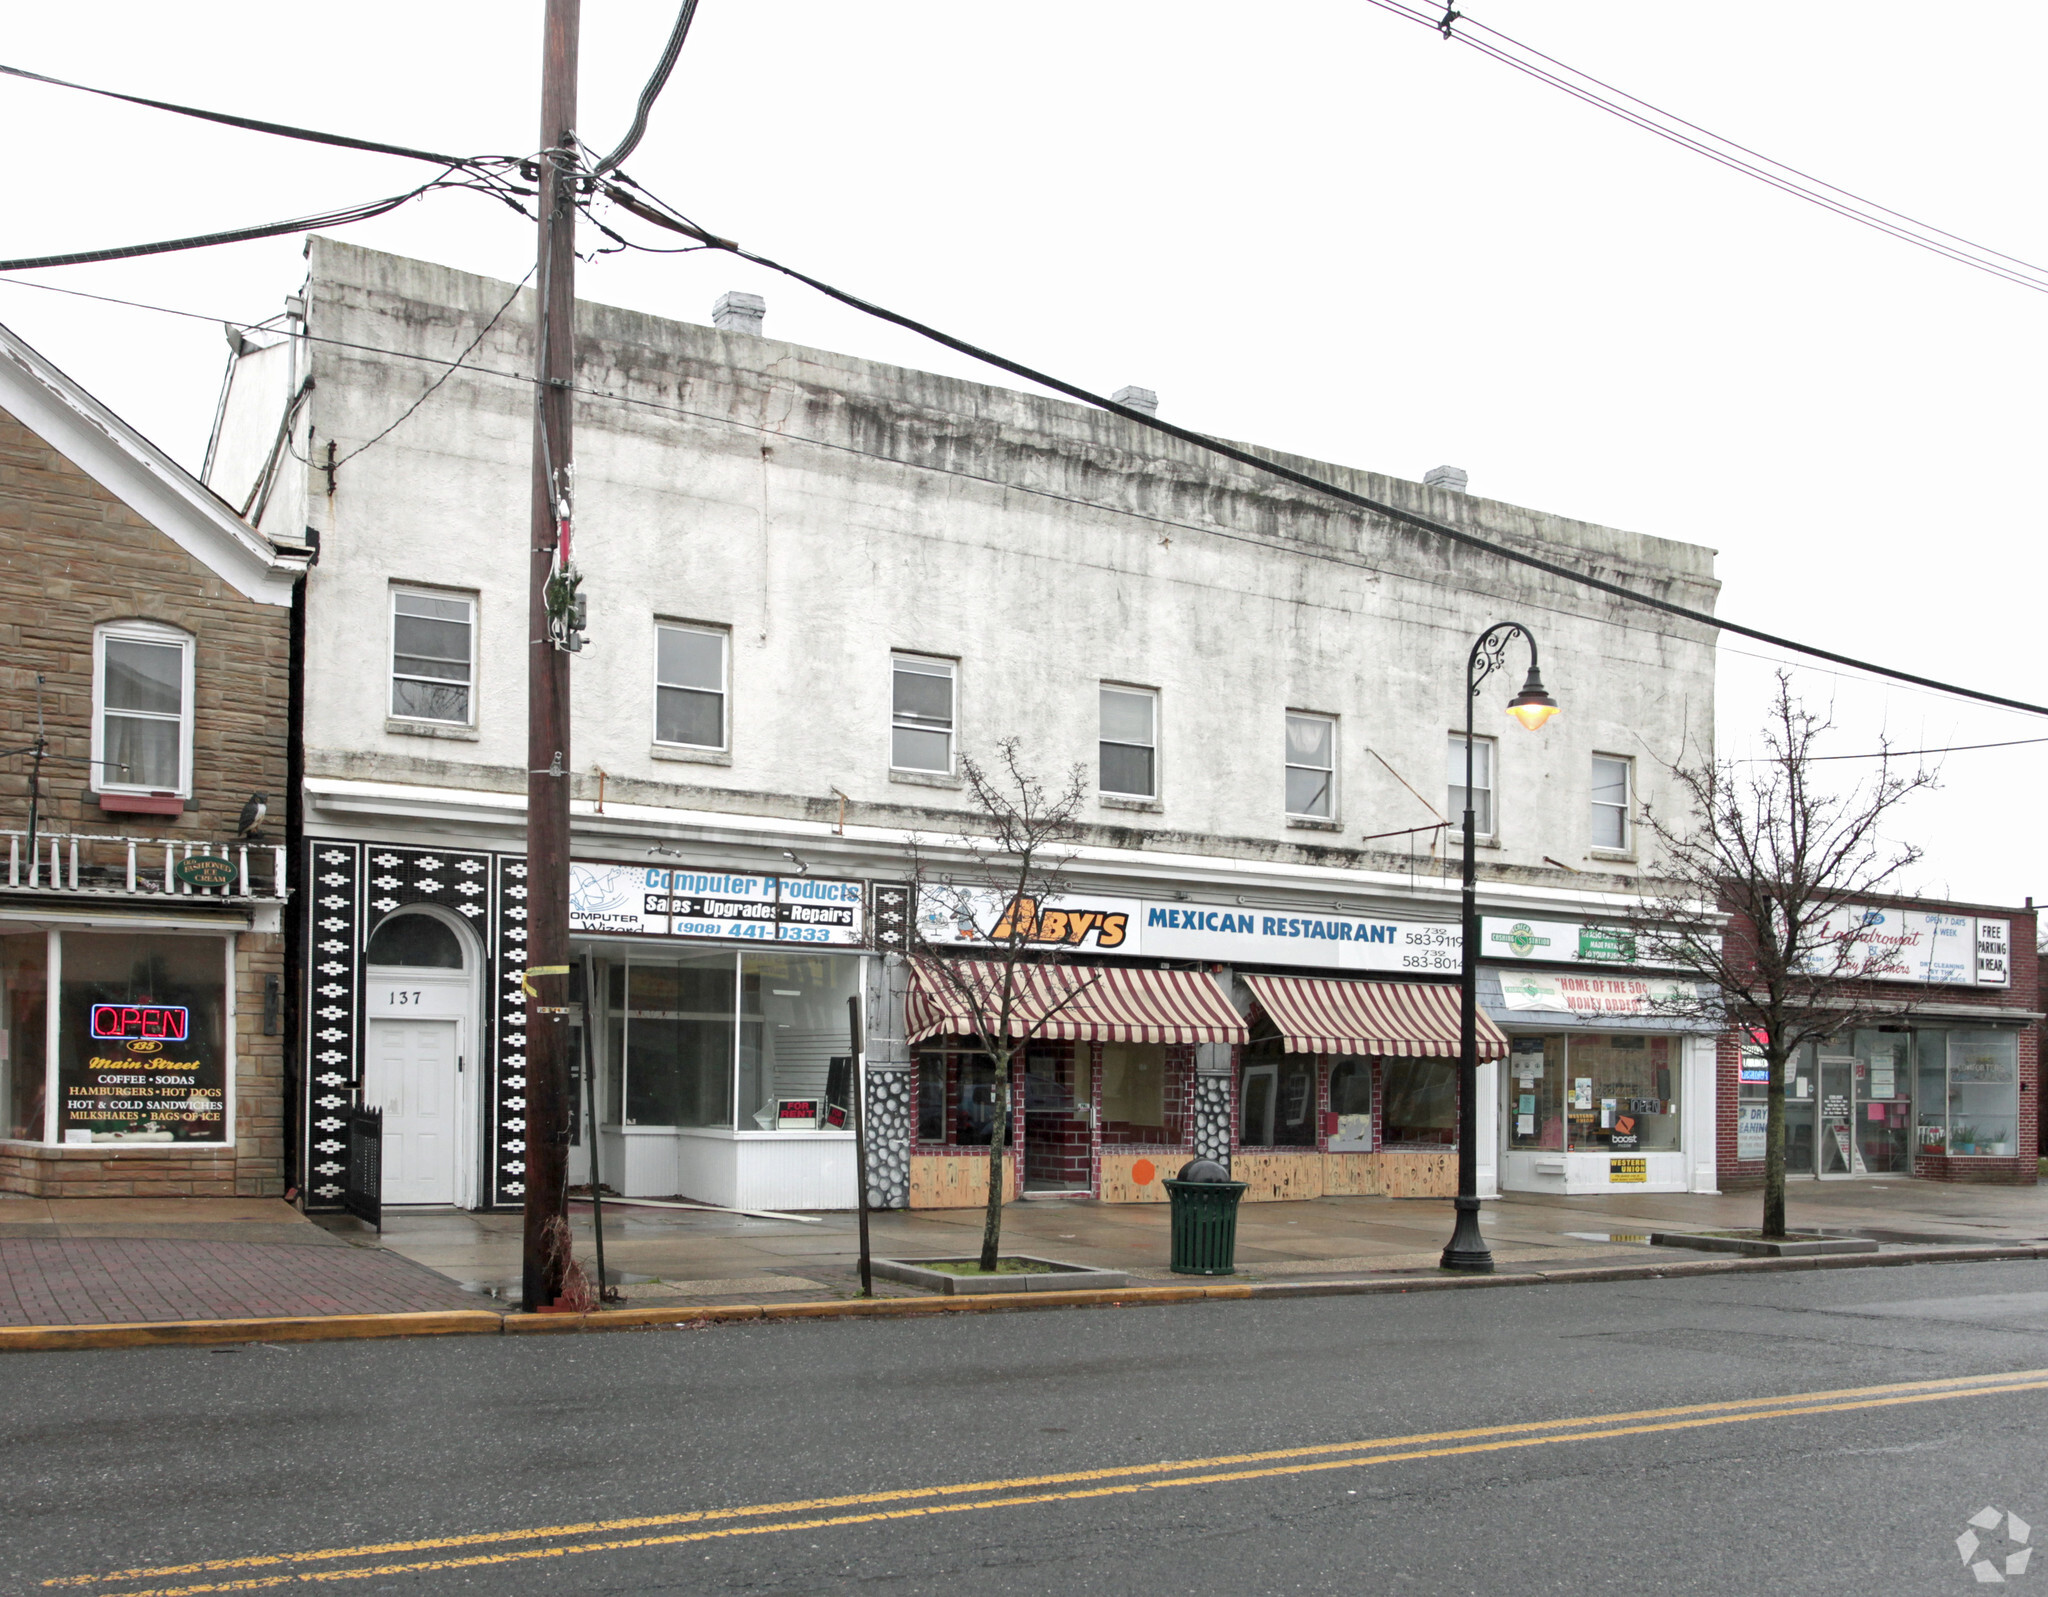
[
  {"left": 904, "top": 959, "right": 1248, "bottom": 1046},
  {"left": 1242, "top": 973, "right": 1509, "bottom": 1061}
]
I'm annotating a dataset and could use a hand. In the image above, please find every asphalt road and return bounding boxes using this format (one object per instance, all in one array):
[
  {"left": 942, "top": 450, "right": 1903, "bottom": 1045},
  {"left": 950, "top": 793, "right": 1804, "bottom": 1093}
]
[{"left": 11, "top": 1260, "right": 2048, "bottom": 1596}]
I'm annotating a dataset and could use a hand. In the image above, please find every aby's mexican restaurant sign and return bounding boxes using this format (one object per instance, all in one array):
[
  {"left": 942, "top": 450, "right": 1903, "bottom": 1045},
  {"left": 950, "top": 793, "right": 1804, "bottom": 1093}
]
[
  {"left": 916, "top": 889, "right": 1461, "bottom": 974},
  {"left": 569, "top": 861, "right": 864, "bottom": 945},
  {"left": 1496, "top": 970, "right": 1697, "bottom": 1016}
]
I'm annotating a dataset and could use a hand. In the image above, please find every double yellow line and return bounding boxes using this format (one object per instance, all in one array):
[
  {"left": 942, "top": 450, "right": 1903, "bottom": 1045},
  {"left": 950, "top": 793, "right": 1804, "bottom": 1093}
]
[{"left": 49, "top": 1368, "right": 2048, "bottom": 1596}]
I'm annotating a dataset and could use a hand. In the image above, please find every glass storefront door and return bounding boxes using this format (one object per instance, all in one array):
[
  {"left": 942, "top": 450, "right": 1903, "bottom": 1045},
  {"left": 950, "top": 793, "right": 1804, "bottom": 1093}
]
[{"left": 1817, "top": 1055, "right": 1857, "bottom": 1176}]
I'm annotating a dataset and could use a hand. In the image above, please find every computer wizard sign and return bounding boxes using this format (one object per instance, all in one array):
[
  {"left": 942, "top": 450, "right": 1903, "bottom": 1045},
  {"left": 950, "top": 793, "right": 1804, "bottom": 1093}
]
[
  {"left": 915, "top": 888, "right": 1461, "bottom": 974},
  {"left": 62, "top": 1002, "right": 227, "bottom": 1145},
  {"left": 567, "top": 861, "right": 864, "bottom": 945}
]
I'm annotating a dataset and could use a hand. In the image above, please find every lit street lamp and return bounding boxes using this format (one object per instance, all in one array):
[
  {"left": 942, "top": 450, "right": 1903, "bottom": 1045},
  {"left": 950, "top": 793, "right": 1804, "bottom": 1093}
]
[{"left": 1441, "top": 622, "right": 1559, "bottom": 1273}]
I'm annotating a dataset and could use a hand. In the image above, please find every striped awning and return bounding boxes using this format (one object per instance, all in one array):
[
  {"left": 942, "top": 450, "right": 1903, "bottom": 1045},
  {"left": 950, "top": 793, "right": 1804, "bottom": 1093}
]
[
  {"left": 1241, "top": 974, "right": 1509, "bottom": 1061},
  {"left": 905, "top": 959, "right": 1247, "bottom": 1046}
]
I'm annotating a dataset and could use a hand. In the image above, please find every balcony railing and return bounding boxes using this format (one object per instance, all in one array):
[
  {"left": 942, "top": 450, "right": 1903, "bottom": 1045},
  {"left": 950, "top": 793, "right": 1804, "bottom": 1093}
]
[{"left": 0, "top": 831, "right": 288, "bottom": 901}]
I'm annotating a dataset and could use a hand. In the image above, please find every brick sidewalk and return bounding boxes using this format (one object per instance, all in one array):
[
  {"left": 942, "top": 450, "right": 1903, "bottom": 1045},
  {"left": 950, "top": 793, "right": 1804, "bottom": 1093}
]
[{"left": 0, "top": 1238, "right": 483, "bottom": 1326}]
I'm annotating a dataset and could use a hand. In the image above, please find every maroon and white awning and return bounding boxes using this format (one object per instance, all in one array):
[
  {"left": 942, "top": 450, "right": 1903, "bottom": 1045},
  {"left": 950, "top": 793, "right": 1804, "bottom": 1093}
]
[
  {"left": 1241, "top": 973, "right": 1508, "bottom": 1060},
  {"left": 905, "top": 959, "right": 1247, "bottom": 1046}
]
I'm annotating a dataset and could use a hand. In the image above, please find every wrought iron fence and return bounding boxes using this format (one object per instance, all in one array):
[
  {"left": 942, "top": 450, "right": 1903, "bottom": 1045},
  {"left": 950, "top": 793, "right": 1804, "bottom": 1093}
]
[
  {"left": 0, "top": 831, "right": 287, "bottom": 900},
  {"left": 343, "top": 1105, "right": 382, "bottom": 1231}
]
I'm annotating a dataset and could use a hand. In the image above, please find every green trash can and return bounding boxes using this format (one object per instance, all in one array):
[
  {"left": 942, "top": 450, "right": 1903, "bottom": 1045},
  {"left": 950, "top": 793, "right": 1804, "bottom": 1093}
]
[{"left": 1165, "top": 1158, "right": 1248, "bottom": 1276}]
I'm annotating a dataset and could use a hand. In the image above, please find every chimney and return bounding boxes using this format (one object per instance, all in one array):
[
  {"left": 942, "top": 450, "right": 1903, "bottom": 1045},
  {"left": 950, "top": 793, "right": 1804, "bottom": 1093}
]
[
  {"left": 1423, "top": 464, "right": 1469, "bottom": 493},
  {"left": 1110, "top": 386, "right": 1158, "bottom": 417},
  {"left": 712, "top": 291, "right": 766, "bottom": 336}
]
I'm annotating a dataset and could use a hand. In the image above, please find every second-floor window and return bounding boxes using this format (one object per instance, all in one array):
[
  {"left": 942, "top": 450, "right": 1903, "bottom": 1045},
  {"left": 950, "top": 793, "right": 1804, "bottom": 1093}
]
[
  {"left": 891, "top": 655, "right": 955, "bottom": 773},
  {"left": 94, "top": 621, "right": 193, "bottom": 794},
  {"left": 656, "top": 623, "right": 728, "bottom": 749},
  {"left": 1591, "top": 754, "right": 1632, "bottom": 850},
  {"left": 390, "top": 588, "right": 475, "bottom": 725},
  {"left": 1100, "top": 684, "right": 1157, "bottom": 799},
  {"left": 1286, "top": 712, "right": 1335, "bottom": 818},
  {"left": 1448, "top": 732, "right": 1495, "bottom": 839}
]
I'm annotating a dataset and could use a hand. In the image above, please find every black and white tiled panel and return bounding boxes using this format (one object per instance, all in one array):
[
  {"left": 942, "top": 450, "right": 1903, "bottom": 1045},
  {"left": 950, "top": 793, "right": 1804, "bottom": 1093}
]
[
  {"left": 305, "top": 841, "right": 361, "bottom": 1206},
  {"left": 490, "top": 856, "right": 530, "bottom": 1206},
  {"left": 363, "top": 846, "right": 492, "bottom": 937}
]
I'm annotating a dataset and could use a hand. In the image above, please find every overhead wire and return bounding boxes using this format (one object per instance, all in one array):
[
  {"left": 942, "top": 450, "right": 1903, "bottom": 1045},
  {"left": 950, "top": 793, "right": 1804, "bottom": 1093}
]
[
  {"left": 1357, "top": 0, "right": 2048, "bottom": 297},
  {"left": 5, "top": 256, "right": 2042, "bottom": 733},
  {"left": 590, "top": 0, "right": 700, "bottom": 176},
  {"left": 0, "top": 168, "right": 533, "bottom": 273},
  {"left": 0, "top": 60, "right": 487, "bottom": 168},
  {"left": 585, "top": 171, "right": 2048, "bottom": 721}
]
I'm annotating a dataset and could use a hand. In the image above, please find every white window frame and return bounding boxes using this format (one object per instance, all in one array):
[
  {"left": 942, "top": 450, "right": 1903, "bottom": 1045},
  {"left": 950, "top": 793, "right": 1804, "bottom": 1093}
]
[
  {"left": 653, "top": 621, "right": 730, "bottom": 752},
  {"left": 1099, "top": 683, "right": 1159, "bottom": 800},
  {"left": 1285, "top": 711, "right": 1338, "bottom": 819},
  {"left": 1591, "top": 752, "right": 1633, "bottom": 853},
  {"left": 1448, "top": 731, "right": 1496, "bottom": 842},
  {"left": 389, "top": 585, "right": 477, "bottom": 728},
  {"left": 91, "top": 620, "right": 195, "bottom": 798},
  {"left": 891, "top": 654, "right": 957, "bottom": 774}
]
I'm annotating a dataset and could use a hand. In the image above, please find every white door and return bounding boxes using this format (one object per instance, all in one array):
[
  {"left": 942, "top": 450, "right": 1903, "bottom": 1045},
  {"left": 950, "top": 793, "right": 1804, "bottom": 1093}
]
[{"left": 366, "top": 1018, "right": 460, "bottom": 1205}]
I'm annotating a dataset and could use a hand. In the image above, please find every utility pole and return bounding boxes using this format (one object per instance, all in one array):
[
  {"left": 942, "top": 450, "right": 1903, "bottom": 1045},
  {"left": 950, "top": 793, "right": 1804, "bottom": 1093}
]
[{"left": 521, "top": 0, "right": 581, "bottom": 1314}]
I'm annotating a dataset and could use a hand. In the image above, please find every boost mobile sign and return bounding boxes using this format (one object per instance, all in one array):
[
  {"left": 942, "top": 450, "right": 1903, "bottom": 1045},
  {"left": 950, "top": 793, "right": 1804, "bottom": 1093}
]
[{"left": 916, "top": 888, "right": 1460, "bottom": 974}]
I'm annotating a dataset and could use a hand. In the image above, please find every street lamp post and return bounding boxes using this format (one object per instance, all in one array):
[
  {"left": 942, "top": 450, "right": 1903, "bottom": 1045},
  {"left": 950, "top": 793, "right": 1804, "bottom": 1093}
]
[{"left": 1441, "top": 622, "right": 1559, "bottom": 1273}]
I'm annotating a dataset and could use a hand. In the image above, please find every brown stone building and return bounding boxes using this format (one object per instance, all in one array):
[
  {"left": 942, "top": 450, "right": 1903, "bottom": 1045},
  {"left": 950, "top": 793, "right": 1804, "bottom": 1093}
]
[{"left": 0, "top": 319, "right": 307, "bottom": 1197}]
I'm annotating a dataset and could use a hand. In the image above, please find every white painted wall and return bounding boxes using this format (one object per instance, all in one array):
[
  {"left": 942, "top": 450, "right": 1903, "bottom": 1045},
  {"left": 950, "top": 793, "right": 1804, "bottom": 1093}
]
[{"left": 233, "top": 239, "right": 1718, "bottom": 888}]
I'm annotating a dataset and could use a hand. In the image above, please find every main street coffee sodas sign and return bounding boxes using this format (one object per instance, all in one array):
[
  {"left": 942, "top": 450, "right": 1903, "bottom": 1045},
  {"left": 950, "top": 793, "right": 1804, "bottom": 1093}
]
[
  {"left": 61, "top": 1001, "right": 226, "bottom": 1144},
  {"left": 569, "top": 862, "right": 864, "bottom": 946},
  {"left": 916, "top": 888, "right": 1461, "bottom": 974}
]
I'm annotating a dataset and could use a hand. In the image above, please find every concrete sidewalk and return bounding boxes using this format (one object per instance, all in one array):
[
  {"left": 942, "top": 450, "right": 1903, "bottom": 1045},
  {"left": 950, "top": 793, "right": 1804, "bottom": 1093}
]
[
  {"left": 4, "top": 1179, "right": 2042, "bottom": 1329},
  {"left": 365, "top": 1176, "right": 2048, "bottom": 1309}
]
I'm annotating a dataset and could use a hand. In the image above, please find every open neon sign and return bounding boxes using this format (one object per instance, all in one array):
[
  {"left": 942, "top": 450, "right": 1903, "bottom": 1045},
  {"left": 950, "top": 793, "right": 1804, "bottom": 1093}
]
[{"left": 89, "top": 1004, "right": 190, "bottom": 1042}]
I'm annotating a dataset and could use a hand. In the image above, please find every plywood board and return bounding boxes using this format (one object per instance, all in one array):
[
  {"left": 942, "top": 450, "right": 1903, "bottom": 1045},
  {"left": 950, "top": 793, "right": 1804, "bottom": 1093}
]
[{"left": 909, "top": 1152, "right": 1021, "bottom": 1209}]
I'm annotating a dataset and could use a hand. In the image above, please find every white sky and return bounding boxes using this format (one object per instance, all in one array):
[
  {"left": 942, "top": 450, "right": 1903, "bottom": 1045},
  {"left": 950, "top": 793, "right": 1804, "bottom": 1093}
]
[{"left": 4, "top": 3, "right": 2042, "bottom": 908}]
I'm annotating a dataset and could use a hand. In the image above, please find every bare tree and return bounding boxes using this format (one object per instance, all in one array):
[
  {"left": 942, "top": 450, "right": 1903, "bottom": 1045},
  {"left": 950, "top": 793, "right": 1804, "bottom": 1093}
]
[
  {"left": 906, "top": 740, "right": 1100, "bottom": 1273},
  {"left": 1634, "top": 674, "right": 1937, "bottom": 1238}
]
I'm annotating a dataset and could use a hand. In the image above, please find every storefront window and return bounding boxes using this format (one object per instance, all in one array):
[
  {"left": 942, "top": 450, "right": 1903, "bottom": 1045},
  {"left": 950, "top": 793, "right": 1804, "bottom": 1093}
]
[
  {"left": 612, "top": 952, "right": 735, "bottom": 1128},
  {"left": 1382, "top": 1057, "right": 1456, "bottom": 1146},
  {"left": 1563, "top": 1034, "right": 1677, "bottom": 1153},
  {"left": 1239, "top": 1037, "right": 1315, "bottom": 1146},
  {"left": 3, "top": 933, "right": 48, "bottom": 1141},
  {"left": 1945, "top": 1031, "right": 2020, "bottom": 1157},
  {"left": 916, "top": 1051, "right": 946, "bottom": 1143},
  {"left": 1101, "top": 1041, "right": 1167, "bottom": 1139},
  {"left": 737, "top": 952, "right": 858, "bottom": 1129},
  {"left": 1329, "top": 1056, "right": 1373, "bottom": 1148},
  {"left": 956, "top": 1054, "right": 1014, "bottom": 1146},
  {"left": 1914, "top": 1030, "right": 1949, "bottom": 1156},
  {"left": 1505, "top": 1035, "right": 1565, "bottom": 1149},
  {"left": 58, "top": 933, "right": 228, "bottom": 1144}
]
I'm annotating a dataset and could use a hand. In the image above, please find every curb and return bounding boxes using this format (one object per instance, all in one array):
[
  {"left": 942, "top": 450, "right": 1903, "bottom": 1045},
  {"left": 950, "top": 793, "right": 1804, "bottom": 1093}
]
[{"left": 4, "top": 1244, "right": 2043, "bottom": 1353}]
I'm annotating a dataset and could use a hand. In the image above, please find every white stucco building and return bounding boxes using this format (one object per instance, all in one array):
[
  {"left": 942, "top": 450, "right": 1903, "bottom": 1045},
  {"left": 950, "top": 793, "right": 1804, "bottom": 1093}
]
[{"left": 213, "top": 237, "right": 1723, "bottom": 1215}]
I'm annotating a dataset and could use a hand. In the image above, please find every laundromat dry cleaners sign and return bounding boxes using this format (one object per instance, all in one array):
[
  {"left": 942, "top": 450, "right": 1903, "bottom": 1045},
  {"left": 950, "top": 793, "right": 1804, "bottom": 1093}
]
[
  {"left": 568, "top": 862, "right": 865, "bottom": 945},
  {"left": 917, "top": 889, "right": 1461, "bottom": 974}
]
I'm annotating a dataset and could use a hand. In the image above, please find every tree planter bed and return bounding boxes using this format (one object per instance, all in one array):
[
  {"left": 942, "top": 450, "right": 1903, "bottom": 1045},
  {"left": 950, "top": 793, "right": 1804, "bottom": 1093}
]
[
  {"left": 872, "top": 1256, "right": 1131, "bottom": 1294},
  {"left": 1649, "top": 1230, "right": 1879, "bottom": 1258}
]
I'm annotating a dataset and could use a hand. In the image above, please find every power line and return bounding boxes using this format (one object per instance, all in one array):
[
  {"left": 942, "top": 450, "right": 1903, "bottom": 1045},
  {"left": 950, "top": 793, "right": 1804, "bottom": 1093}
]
[
  {"left": 0, "top": 172, "right": 528, "bottom": 273},
  {"left": 591, "top": 0, "right": 700, "bottom": 176},
  {"left": 1357, "top": 0, "right": 2048, "bottom": 298},
  {"left": 0, "top": 60, "right": 489, "bottom": 168},
  {"left": 591, "top": 173, "right": 2048, "bottom": 721},
  {"left": 8, "top": 258, "right": 2044, "bottom": 732},
  {"left": 1805, "top": 735, "right": 2048, "bottom": 763}
]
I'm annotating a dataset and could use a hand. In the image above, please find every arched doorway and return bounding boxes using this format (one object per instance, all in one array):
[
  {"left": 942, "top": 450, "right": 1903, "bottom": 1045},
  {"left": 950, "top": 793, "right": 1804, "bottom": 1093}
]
[{"left": 364, "top": 908, "right": 480, "bottom": 1207}]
